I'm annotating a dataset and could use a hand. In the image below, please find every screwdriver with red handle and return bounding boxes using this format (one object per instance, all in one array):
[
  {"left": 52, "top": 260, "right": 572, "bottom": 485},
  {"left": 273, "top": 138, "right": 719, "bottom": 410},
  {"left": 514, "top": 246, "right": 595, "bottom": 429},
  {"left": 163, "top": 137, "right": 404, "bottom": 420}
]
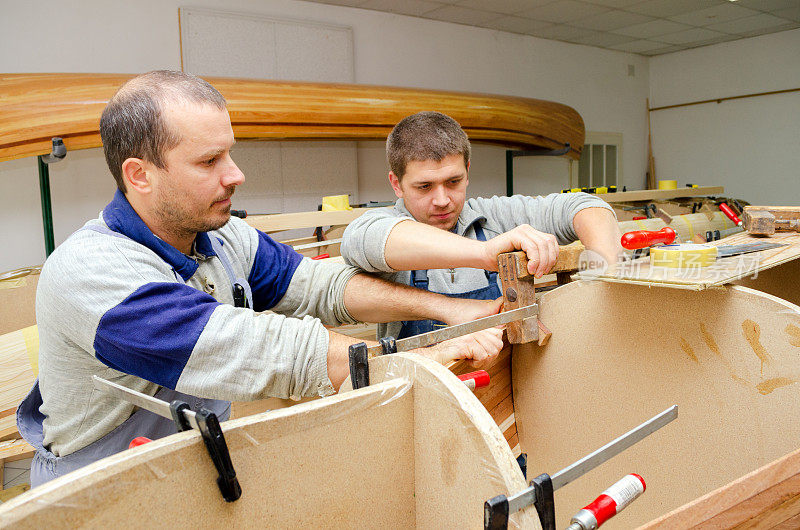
[
  {"left": 718, "top": 203, "right": 743, "bottom": 227},
  {"left": 620, "top": 227, "right": 676, "bottom": 250}
]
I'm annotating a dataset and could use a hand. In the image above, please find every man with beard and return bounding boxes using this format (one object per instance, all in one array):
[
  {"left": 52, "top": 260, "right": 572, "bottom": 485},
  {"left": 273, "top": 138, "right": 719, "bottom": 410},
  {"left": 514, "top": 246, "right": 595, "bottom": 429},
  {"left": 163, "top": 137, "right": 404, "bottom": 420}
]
[
  {"left": 20, "top": 72, "right": 504, "bottom": 485},
  {"left": 341, "top": 111, "right": 623, "bottom": 340}
]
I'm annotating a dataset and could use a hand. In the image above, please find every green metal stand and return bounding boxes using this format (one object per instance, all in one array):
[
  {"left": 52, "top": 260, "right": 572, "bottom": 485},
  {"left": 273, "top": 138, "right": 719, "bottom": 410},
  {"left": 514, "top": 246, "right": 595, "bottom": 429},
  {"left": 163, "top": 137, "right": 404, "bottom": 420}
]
[
  {"left": 37, "top": 137, "right": 66, "bottom": 257},
  {"left": 38, "top": 155, "right": 56, "bottom": 256}
]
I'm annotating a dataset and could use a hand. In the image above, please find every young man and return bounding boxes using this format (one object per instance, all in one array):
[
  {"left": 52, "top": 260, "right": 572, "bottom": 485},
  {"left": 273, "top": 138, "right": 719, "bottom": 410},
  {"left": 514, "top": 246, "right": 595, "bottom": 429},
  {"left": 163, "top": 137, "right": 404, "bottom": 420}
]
[
  {"left": 341, "top": 111, "right": 623, "bottom": 339},
  {"left": 19, "top": 72, "right": 504, "bottom": 486}
]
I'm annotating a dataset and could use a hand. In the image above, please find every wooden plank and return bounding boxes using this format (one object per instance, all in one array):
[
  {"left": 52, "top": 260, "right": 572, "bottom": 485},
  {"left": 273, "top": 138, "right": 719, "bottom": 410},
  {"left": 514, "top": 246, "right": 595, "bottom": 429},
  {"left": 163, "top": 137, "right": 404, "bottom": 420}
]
[
  {"left": 512, "top": 280, "right": 800, "bottom": 527},
  {"left": 0, "top": 439, "right": 34, "bottom": 464},
  {"left": 0, "top": 327, "right": 37, "bottom": 442},
  {"left": 245, "top": 208, "right": 369, "bottom": 234},
  {"left": 0, "top": 73, "right": 585, "bottom": 162}
]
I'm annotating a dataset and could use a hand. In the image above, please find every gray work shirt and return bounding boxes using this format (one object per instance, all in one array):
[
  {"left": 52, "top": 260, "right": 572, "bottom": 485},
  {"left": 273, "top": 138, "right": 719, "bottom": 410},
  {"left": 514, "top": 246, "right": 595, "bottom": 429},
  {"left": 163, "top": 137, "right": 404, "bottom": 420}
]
[{"left": 341, "top": 193, "right": 614, "bottom": 338}]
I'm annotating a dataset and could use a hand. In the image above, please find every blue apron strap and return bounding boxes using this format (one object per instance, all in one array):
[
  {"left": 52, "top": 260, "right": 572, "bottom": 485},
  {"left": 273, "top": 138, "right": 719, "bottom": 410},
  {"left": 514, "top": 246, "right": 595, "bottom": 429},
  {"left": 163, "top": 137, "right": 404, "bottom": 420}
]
[
  {"left": 410, "top": 269, "right": 430, "bottom": 290},
  {"left": 472, "top": 223, "right": 498, "bottom": 284},
  {"left": 209, "top": 236, "right": 253, "bottom": 309}
]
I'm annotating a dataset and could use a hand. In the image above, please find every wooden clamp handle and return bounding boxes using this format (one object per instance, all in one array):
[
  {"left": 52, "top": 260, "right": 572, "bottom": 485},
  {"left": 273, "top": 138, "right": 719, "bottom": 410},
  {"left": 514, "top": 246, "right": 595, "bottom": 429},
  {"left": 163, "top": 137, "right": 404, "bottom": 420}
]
[{"left": 498, "top": 252, "right": 538, "bottom": 344}]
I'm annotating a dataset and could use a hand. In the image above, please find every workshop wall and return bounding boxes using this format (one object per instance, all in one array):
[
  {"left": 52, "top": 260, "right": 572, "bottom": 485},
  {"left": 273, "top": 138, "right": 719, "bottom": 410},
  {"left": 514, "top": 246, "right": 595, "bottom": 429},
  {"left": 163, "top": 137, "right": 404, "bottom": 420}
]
[
  {"left": 649, "top": 28, "right": 800, "bottom": 206},
  {"left": 0, "top": 0, "right": 649, "bottom": 271}
]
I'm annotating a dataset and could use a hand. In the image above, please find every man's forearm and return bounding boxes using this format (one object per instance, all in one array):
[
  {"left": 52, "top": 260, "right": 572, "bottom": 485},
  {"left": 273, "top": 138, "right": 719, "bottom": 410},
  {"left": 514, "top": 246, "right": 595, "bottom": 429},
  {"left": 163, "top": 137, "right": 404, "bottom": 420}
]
[
  {"left": 383, "top": 219, "right": 486, "bottom": 271},
  {"left": 573, "top": 207, "right": 624, "bottom": 264},
  {"left": 343, "top": 271, "right": 456, "bottom": 324}
]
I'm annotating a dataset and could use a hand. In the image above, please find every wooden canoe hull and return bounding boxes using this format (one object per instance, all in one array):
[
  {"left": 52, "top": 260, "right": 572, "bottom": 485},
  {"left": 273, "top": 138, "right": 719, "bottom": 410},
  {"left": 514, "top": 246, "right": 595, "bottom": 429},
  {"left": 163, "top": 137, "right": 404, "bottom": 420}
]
[{"left": 0, "top": 73, "right": 584, "bottom": 163}]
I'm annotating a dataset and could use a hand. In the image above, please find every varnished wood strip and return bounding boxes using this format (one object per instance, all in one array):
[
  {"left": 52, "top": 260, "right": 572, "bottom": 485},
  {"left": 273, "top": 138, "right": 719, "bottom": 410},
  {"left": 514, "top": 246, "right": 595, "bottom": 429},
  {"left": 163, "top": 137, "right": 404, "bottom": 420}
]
[
  {"left": 477, "top": 374, "right": 513, "bottom": 414},
  {"left": 773, "top": 511, "right": 800, "bottom": 529},
  {"left": 488, "top": 393, "right": 515, "bottom": 426},
  {"left": 506, "top": 432, "right": 519, "bottom": 451},
  {"left": 0, "top": 73, "right": 584, "bottom": 162}
]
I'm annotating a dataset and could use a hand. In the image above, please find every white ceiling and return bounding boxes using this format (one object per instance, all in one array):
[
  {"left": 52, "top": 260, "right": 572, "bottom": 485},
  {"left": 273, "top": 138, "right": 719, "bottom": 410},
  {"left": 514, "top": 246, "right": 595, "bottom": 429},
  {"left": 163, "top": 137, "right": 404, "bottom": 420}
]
[{"left": 306, "top": 0, "right": 800, "bottom": 55}]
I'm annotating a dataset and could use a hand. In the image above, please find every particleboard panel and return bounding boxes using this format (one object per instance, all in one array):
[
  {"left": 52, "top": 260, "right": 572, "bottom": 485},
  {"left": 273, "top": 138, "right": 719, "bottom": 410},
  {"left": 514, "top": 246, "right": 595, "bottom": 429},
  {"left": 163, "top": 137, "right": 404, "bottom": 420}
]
[
  {"left": 343, "top": 353, "right": 539, "bottom": 529},
  {"left": 586, "top": 230, "right": 800, "bottom": 290},
  {"left": 0, "top": 74, "right": 584, "bottom": 163},
  {"left": 0, "top": 354, "right": 538, "bottom": 528},
  {"left": 512, "top": 280, "right": 800, "bottom": 528},
  {"left": 0, "top": 327, "right": 37, "bottom": 442},
  {"left": 0, "top": 379, "right": 416, "bottom": 528},
  {"left": 644, "top": 447, "right": 800, "bottom": 529}
]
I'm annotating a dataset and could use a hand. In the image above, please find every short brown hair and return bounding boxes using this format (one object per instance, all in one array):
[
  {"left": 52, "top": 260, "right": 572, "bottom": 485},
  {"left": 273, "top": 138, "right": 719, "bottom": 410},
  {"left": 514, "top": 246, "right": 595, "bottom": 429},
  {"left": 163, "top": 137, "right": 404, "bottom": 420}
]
[
  {"left": 99, "top": 70, "right": 227, "bottom": 193},
  {"left": 386, "top": 111, "right": 471, "bottom": 179}
]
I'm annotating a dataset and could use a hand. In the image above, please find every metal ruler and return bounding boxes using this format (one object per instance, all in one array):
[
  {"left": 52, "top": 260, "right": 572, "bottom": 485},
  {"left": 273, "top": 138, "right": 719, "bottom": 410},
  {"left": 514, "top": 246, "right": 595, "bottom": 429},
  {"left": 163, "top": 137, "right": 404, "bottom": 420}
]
[{"left": 365, "top": 303, "right": 538, "bottom": 356}]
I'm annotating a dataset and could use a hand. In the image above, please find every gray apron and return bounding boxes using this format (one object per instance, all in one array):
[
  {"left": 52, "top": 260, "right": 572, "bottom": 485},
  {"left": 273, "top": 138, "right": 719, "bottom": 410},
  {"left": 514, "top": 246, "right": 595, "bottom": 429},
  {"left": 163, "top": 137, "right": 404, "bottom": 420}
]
[{"left": 17, "top": 225, "right": 249, "bottom": 487}]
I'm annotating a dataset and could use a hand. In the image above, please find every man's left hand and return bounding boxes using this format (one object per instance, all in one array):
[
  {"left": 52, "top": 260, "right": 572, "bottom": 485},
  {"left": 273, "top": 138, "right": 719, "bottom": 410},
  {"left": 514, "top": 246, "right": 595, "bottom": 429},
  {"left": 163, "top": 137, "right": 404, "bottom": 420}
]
[{"left": 441, "top": 297, "right": 503, "bottom": 325}]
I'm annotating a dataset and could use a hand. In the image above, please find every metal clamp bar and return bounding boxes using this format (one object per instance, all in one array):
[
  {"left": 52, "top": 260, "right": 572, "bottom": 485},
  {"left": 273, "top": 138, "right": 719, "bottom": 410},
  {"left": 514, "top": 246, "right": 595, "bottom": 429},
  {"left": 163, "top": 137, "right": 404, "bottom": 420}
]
[{"left": 487, "top": 405, "right": 678, "bottom": 529}]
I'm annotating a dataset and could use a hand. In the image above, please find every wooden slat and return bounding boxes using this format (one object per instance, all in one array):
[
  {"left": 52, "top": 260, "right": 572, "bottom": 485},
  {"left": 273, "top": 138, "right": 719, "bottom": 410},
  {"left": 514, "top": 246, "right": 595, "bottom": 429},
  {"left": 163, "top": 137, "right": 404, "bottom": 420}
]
[{"left": 0, "top": 73, "right": 585, "bottom": 163}]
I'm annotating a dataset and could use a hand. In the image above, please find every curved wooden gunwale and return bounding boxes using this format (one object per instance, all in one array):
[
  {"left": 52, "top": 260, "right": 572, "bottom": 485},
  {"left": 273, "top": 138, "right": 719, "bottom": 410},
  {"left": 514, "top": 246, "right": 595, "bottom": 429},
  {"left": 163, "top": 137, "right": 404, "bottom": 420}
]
[
  {"left": 0, "top": 73, "right": 584, "bottom": 163},
  {"left": 512, "top": 279, "right": 800, "bottom": 528}
]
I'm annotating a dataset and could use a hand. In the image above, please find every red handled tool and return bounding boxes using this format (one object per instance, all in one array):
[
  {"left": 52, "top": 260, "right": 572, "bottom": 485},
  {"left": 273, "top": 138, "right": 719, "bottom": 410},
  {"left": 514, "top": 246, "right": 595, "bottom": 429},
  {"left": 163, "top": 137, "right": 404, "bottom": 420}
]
[
  {"left": 719, "top": 203, "right": 743, "bottom": 227},
  {"left": 311, "top": 253, "right": 330, "bottom": 260},
  {"left": 620, "top": 227, "right": 676, "bottom": 250},
  {"left": 567, "top": 474, "right": 646, "bottom": 530},
  {"left": 129, "top": 436, "right": 152, "bottom": 449},
  {"left": 458, "top": 370, "right": 490, "bottom": 391}
]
